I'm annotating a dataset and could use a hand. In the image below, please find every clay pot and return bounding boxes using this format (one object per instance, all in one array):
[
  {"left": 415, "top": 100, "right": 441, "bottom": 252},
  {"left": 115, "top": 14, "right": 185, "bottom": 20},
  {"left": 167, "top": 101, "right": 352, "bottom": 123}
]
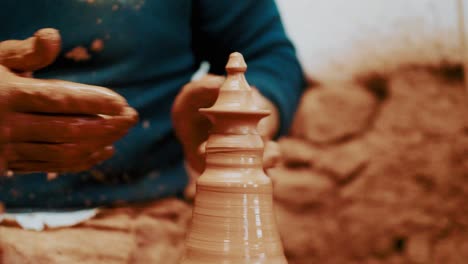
[{"left": 181, "top": 53, "right": 287, "bottom": 264}]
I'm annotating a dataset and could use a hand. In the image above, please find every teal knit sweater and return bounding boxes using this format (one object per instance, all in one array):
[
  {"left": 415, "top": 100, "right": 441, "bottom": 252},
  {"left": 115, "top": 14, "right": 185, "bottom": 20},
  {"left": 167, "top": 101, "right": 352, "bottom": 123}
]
[{"left": 0, "top": 0, "right": 305, "bottom": 210}]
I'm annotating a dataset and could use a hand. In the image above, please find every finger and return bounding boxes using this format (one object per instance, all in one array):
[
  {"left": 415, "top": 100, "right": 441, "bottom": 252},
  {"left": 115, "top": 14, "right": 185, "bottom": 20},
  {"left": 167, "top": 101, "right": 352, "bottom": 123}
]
[
  {"left": 89, "top": 146, "right": 115, "bottom": 162},
  {"left": 263, "top": 141, "right": 282, "bottom": 169},
  {"left": 198, "top": 74, "right": 226, "bottom": 88},
  {"left": 6, "top": 142, "right": 103, "bottom": 162},
  {"left": 8, "top": 146, "right": 114, "bottom": 173},
  {"left": 189, "top": 75, "right": 224, "bottom": 101},
  {"left": 8, "top": 107, "right": 137, "bottom": 143},
  {"left": 17, "top": 71, "right": 33, "bottom": 78},
  {"left": 0, "top": 28, "right": 61, "bottom": 72},
  {"left": 8, "top": 76, "right": 130, "bottom": 115},
  {"left": 173, "top": 75, "right": 225, "bottom": 112},
  {"left": 6, "top": 143, "right": 87, "bottom": 162}
]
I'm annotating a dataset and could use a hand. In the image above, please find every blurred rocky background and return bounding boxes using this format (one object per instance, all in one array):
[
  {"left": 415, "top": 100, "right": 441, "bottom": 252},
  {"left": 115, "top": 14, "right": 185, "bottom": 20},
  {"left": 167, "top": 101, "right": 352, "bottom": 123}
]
[
  {"left": 273, "top": 64, "right": 468, "bottom": 264},
  {"left": 272, "top": 0, "right": 468, "bottom": 263}
]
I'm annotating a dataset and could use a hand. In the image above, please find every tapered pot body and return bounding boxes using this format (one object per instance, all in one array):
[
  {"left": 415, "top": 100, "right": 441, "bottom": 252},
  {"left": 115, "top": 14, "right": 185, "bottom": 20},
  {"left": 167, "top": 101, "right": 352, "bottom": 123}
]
[
  {"left": 181, "top": 149, "right": 287, "bottom": 264},
  {"left": 181, "top": 52, "right": 287, "bottom": 263}
]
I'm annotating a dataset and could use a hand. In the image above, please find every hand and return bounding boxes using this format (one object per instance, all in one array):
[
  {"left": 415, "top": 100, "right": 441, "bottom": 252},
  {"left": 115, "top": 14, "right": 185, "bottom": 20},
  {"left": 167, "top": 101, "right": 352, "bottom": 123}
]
[
  {"left": 0, "top": 29, "right": 138, "bottom": 174},
  {"left": 0, "top": 28, "right": 62, "bottom": 73},
  {"left": 171, "top": 74, "right": 281, "bottom": 174}
]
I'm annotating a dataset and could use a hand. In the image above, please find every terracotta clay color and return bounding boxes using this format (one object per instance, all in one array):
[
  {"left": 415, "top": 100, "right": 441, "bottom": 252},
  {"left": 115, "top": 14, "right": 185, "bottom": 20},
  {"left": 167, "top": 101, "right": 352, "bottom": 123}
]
[
  {"left": 0, "top": 29, "right": 138, "bottom": 174},
  {"left": 91, "top": 39, "right": 104, "bottom": 53},
  {"left": 0, "top": 28, "right": 61, "bottom": 72},
  {"left": 181, "top": 53, "right": 287, "bottom": 264},
  {"left": 65, "top": 46, "right": 91, "bottom": 62}
]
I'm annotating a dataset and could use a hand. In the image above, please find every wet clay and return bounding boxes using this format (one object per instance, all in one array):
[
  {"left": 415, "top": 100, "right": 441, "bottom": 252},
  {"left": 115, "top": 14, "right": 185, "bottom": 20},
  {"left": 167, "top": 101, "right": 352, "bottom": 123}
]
[
  {"left": 91, "top": 39, "right": 104, "bottom": 53},
  {"left": 65, "top": 46, "right": 91, "bottom": 62},
  {"left": 181, "top": 53, "right": 287, "bottom": 264}
]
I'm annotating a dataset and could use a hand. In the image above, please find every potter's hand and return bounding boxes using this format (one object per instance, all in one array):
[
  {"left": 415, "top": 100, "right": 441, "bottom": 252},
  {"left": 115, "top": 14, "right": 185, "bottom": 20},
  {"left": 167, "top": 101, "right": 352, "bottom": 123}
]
[
  {"left": 172, "top": 74, "right": 281, "bottom": 174},
  {"left": 0, "top": 28, "right": 62, "bottom": 74},
  {"left": 0, "top": 29, "right": 138, "bottom": 174}
]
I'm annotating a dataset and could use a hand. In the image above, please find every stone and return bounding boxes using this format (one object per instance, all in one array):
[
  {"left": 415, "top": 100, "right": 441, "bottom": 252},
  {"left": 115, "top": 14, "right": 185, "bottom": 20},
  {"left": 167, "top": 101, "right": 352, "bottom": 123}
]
[
  {"left": 291, "top": 85, "right": 378, "bottom": 144},
  {"left": 278, "top": 137, "right": 369, "bottom": 183},
  {"left": 270, "top": 167, "right": 335, "bottom": 210},
  {"left": 278, "top": 137, "right": 317, "bottom": 167},
  {"left": 406, "top": 235, "right": 431, "bottom": 263},
  {"left": 314, "top": 141, "right": 370, "bottom": 183}
]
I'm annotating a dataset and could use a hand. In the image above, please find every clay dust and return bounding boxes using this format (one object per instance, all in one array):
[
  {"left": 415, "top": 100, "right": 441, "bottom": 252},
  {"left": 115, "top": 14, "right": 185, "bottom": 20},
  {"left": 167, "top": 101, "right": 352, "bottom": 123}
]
[
  {"left": 91, "top": 39, "right": 104, "bottom": 53},
  {"left": 65, "top": 46, "right": 91, "bottom": 62}
]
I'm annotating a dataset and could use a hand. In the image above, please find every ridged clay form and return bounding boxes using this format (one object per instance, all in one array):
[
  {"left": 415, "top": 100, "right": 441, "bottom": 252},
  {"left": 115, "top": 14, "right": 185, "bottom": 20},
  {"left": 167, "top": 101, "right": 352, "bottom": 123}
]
[{"left": 181, "top": 52, "right": 287, "bottom": 264}]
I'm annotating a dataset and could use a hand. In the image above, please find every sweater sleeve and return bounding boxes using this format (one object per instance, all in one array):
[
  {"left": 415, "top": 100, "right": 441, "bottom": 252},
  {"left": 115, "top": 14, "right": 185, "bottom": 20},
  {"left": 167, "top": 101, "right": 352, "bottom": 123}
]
[{"left": 191, "top": 0, "right": 306, "bottom": 136}]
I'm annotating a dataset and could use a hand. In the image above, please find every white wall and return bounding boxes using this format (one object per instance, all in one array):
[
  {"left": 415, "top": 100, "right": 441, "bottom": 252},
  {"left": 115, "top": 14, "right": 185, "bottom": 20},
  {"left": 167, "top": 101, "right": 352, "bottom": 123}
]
[{"left": 276, "top": 0, "right": 462, "bottom": 83}]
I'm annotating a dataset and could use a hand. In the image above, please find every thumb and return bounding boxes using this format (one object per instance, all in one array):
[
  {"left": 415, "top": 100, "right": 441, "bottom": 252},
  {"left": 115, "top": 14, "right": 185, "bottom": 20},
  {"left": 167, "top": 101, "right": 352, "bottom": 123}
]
[{"left": 0, "top": 28, "right": 61, "bottom": 72}]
